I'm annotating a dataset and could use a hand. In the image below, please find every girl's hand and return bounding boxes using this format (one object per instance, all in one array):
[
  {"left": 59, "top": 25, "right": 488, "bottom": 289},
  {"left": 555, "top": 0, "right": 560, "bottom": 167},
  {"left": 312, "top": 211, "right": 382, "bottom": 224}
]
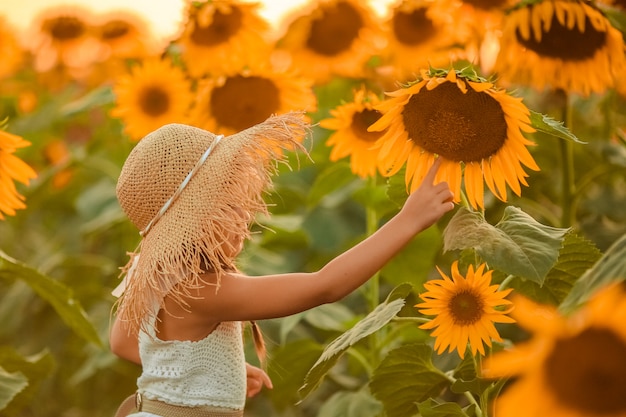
[{"left": 245, "top": 363, "right": 273, "bottom": 398}]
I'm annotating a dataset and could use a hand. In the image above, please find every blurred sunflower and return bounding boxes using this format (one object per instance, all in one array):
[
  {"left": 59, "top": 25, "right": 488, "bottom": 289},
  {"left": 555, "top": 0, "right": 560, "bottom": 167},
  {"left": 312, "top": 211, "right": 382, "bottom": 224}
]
[
  {"left": 111, "top": 58, "right": 194, "bottom": 141},
  {"left": 369, "top": 67, "right": 539, "bottom": 209},
  {"left": 95, "top": 11, "right": 158, "bottom": 60},
  {"left": 26, "top": 5, "right": 100, "bottom": 74},
  {"left": 276, "top": 0, "right": 383, "bottom": 84},
  {"left": 0, "top": 17, "right": 25, "bottom": 79},
  {"left": 189, "top": 64, "right": 316, "bottom": 136},
  {"left": 320, "top": 87, "right": 387, "bottom": 178},
  {"left": 494, "top": 0, "right": 626, "bottom": 96},
  {"left": 380, "top": 0, "right": 468, "bottom": 82},
  {"left": 176, "top": 0, "right": 271, "bottom": 77},
  {"left": 43, "top": 140, "right": 73, "bottom": 189},
  {"left": 416, "top": 261, "right": 514, "bottom": 359},
  {"left": 482, "top": 283, "right": 626, "bottom": 417},
  {"left": 0, "top": 128, "right": 37, "bottom": 220}
]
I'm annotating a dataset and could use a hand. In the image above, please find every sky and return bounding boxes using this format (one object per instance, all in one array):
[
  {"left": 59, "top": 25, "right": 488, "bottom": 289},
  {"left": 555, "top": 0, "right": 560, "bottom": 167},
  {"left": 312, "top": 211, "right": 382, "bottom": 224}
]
[{"left": 0, "top": 0, "right": 393, "bottom": 40}]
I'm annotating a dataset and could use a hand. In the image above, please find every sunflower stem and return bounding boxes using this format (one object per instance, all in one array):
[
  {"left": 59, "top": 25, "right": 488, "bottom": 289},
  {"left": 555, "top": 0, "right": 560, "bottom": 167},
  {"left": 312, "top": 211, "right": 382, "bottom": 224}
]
[{"left": 558, "top": 89, "right": 575, "bottom": 227}]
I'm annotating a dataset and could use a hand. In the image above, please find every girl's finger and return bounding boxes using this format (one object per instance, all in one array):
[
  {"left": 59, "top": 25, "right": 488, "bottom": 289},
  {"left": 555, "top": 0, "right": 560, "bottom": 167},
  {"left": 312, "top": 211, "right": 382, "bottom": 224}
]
[{"left": 423, "top": 158, "right": 442, "bottom": 185}]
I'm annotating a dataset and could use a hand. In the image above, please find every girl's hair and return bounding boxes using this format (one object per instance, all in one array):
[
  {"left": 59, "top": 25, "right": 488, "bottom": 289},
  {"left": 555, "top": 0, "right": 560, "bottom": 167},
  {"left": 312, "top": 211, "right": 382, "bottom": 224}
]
[{"left": 250, "top": 321, "right": 267, "bottom": 367}]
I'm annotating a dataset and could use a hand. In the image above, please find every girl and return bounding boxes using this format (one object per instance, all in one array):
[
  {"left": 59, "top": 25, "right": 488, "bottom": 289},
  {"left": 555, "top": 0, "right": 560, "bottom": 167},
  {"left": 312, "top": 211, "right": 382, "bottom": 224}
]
[{"left": 110, "top": 112, "right": 454, "bottom": 416}]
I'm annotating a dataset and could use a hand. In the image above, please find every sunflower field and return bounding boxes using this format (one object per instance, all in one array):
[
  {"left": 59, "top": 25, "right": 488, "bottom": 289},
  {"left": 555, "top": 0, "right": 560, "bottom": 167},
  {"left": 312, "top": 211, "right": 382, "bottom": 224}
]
[{"left": 1, "top": 0, "right": 626, "bottom": 416}]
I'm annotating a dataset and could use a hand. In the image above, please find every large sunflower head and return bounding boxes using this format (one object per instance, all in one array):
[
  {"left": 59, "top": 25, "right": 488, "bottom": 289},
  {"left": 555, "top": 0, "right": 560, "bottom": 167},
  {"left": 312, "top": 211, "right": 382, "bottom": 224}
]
[
  {"left": 0, "top": 127, "right": 37, "bottom": 220},
  {"left": 369, "top": 67, "right": 540, "bottom": 209},
  {"left": 380, "top": 0, "right": 469, "bottom": 81},
  {"left": 494, "top": 0, "right": 626, "bottom": 96},
  {"left": 482, "top": 283, "right": 626, "bottom": 417},
  {"left": 26, "top": 5, "right": 100, "bottom": 72},
  {"left": 416, "top": 261, "right": 515, "bottom": 359},
  {"left": 320, "top": 86, "right": 387, "bottom": 178},
  {"left": 176, "top": 0, "right": 271, "bottom": 78},
  {"left": 111, "top": 58, "right": 194, "bottom": 141},
  {"left": 189, "top": 63, "right": 317, "bottom": 136},
  {"left": 276, "top": 0, "right": 384, "bottom": 84}
]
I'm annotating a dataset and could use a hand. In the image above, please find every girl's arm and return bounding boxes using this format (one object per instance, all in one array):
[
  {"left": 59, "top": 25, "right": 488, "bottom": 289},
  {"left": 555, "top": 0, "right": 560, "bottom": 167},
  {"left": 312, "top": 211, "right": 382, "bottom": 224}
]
[
  {"left": 110, "top": 314, "right": 141, "bottom": 364},
  {"left": 186, "top": 159, "right": 454, "bottom": 322}
]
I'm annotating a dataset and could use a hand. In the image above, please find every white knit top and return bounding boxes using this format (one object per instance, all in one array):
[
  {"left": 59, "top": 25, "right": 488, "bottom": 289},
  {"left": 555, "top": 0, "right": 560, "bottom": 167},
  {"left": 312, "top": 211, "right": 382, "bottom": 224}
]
[{"left": 135, "top": 317, "right": 247, "bottom": 410}]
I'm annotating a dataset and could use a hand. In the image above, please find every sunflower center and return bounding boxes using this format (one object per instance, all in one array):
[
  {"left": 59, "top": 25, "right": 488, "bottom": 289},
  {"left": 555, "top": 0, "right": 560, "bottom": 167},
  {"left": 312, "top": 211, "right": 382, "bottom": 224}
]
[
  {"left": 449, "top": 290, "right": 484, "bottom": 325},
  {"left": 46, "top": 16, "right": 86, "bottom": 41},
  {"left": 101, "top": 20, "right": 131, "bottom": 40},
  {"left": 306, "top": 1, "right": 363, "bottom": 56},
  {"left": 402, "top": 81, "right": 507, "bottom": 162},
  {"left": 139, "top": 87, "right": 170, "bottom": 117},
  {"left": 210, "top": 75, "right": 280, "bottom": 131},
  {"left": 393, "top": 8, "right": 435, "bottom": 46},
  {"left": 352, "top": 109, "right": 384, "bottom": 142},
  {"left": 462, "top": 0, "right": 509, "bottom": 10},
  {"left": 545, "top": 328, "right": 626, "bottom": 414},
  {"left": 515, "top": 7, "right": 607, "bottom": 61},
  {"left": 191, "top": 7, "right": 243, "bottom": 47}
]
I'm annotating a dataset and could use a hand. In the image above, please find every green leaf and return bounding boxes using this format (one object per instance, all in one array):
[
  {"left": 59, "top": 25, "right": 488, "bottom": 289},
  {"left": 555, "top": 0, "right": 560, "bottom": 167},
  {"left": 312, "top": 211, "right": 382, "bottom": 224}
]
[
  {"left": 307, "top": 161, "right": 357, "bottom": 206},
  {"left": 443, "top": 207, "right": 569, "bottom": 285},
  {"left": 417, "top": 398, "right": 477, "bottom": 417},
  {"left": 60, "top": 85, "right": 115, "bottom": 116},
  {"left": 0, "top": 367, "right": 27, "bottom": 411},
  {"left": 529, "top": 110, "right": 585, "bottom": 143},
  {"left": 303, "top": 303, "right": 356, "bottom": 332},
  {"left": 0, "top": 250, "right": 102, "bottom": 347},
  {"left": 370, "top": 344, "right": 451, "bottom": 417},
  {"left": 318, "top": 389, "right": 383, "bottom": 417},
  {"left": 0, "top": 349, "right": 55, "bottom": 415},
  {"left": 298, "top": 283, "right": 413, "bottom": 400},
  {"left": 511, "top": 231, "right": 602, "bottom": 305},
  {"left": 559, "top": 233, "right": 626, "bottom": 314}
]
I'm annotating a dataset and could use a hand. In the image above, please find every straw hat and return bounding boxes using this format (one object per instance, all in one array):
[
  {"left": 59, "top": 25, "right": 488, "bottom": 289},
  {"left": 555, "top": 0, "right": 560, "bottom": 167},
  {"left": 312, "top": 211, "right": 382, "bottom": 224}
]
[{"left": 114, "top": 112, "right": 310, "bottom": 332}]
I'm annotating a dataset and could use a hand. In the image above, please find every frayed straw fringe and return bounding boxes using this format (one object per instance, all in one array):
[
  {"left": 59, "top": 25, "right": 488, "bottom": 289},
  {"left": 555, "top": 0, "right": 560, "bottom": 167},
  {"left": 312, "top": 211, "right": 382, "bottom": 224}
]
[{"left": 114, "top": 112, "right": 310, "bottom": 335}]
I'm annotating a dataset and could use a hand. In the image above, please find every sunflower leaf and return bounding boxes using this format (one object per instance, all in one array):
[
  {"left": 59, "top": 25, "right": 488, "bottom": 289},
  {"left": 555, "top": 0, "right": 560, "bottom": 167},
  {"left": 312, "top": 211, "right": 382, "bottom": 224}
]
[
  {"left": 370, "top": 343, "right": 451, "bottom": 417},
  {"left": 0, "top": 367, "right": 28, "bottom": 410},
  {"left": 443, "top": 207, "right": 569, "bottom": 284},
  {"left": 298, "top": 283, "right": 412, "bottom": 401},
  {"left": 559, "top": 232, "right": 626, "bottom": 314},
  {"left": 0, "top": 250, "right": 102, "bottom": 347},
  {"left": 417, "top": 398, "right": 477, "bottom": 417},
  {"left": 529, "top": 110, "right": 585, "bottom": 143}
]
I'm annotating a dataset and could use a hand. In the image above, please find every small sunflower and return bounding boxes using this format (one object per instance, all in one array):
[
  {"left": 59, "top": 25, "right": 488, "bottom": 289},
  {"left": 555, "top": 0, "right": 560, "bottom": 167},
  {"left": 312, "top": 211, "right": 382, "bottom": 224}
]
[
  {"left": 369, "top": 67, "right": 540, "bottom": 209},
  {"left": 189, "top": 64, "right": 316, "bottom": 136},
  {"left": 0, "top": 128, "right": 37, "bottom": 220},
  {"left": 0, "top": 17, "right": 25, "bottom": 79},
  {"left": 276, "top": 0, "right": 383, "bottom": 84},
  {"left": 482, "top": 283, "right": 626, "bottom": 417},
  {"left": 381, "top": 0, "right": 469, "bottom": 81},
  {"left": 416, "top": 261, "right": 514, "bottom": 359},
  {"left": 494, "top": 0, "right": 626, "bottom": 96},
  {"left": 94, "top": 11, "right": 158, "bottom": 60},
  {"left": 111, "top": 58, "right": 194, "bottom": 141},
  {"left": 320, "top": 87, "right": 387, "bottom": 178},
  {"left": 26, "top": 5, "right": 100, "bottom": 73},
  {"left": 176, "top": 0, "right": 271, "bottom": 78}
]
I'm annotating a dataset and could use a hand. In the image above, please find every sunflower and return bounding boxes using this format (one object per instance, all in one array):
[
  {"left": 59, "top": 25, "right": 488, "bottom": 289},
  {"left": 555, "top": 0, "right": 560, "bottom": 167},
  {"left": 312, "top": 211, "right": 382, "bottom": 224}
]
[
  {"left": 94, "top": 11, "right": 158, "bottom": 60},
  {"left": 176, "top": 0, "right": 272, "bottom": 78},
  {"left": 494, "top": 0, "right": 626, "bottom": 96},
  {"left": 320, "top": 87, "right": 387, "bottom": 178},
  {"left": 0, "top": 129, "right": 37, "bottom": 220},
  {"left": 482, "top": 283, "right": 626, "bottom": 417},
  {"left": 380, "top": 0, "right": 470, "bottom": 81},
  {"left": 0, "top": 17, "right": 24, "bottom": 80},
  {"left": 275, "top": 0, "right": 383, "bottom": 84},
  {"left": 111, "top": 58, "right": 194, "bottom": 141},
  {"left": 26, "top": 5, "right": 100, "bottom": 73},
  {"left": 416, "top": 261, "right": 514, "bottom": 359},
  {"left": 189, "top": 64, "right": 316, "bottom": 136},
  {"left": 369, "top": 67, "right": 540, "bottom": 209}
]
